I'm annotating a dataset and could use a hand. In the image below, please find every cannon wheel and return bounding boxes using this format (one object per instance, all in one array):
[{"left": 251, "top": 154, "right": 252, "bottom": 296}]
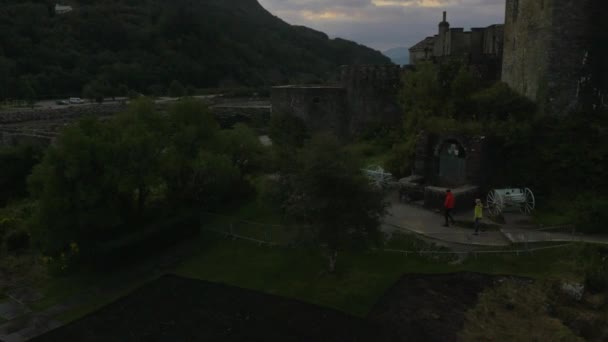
[
  {"left": 486, "top": 190, "right": 504, "bottom": 216},
  {"left": 519, "top": 187, "right": 536, "bottom": 214}
]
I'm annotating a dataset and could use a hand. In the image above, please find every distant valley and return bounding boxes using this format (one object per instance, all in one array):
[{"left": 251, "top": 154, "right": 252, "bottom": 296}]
[{"left": 383, "top": 47, "right": 410, "bottom": 66}]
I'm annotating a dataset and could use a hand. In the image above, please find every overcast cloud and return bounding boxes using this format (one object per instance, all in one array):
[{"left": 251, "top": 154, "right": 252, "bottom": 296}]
[{"left": 257, "top": 0, "right": 505, "bottom": 51}]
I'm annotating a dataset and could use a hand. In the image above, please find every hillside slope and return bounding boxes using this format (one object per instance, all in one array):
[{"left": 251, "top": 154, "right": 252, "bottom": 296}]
[{"left": 0, "top": 0, "right": 391, "bottom": 99}]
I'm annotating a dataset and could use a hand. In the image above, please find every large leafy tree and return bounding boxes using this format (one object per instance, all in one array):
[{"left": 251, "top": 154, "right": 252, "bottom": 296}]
[
  {"left": 28, "top": 98, "right": 253, "bottom": 254},
  {"left": 285, "top": 134, "right": 386, "bottom": 272},
  {"left": 28, "top": 117, "right": 124, "bottom": 253}
]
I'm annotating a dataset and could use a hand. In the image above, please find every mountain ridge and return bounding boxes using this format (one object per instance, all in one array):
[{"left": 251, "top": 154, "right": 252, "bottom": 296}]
[
  {"left": 0, "top": 0, "right": 391, "bottom": 99},
  {"left": 383, "top": 47, "right": 409, "bottom": 66}
]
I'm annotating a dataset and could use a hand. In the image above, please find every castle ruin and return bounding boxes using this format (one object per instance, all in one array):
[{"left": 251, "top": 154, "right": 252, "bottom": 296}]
[{"left": 271, "top": 65, "right": 402, "bottom": 137}]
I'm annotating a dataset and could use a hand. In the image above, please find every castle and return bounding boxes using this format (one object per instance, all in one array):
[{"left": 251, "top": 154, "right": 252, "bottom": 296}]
[
  {"left": 502, "top": 0, "right": 607, "bottom": 114},
  {"left": 411, "top": 2, "right": 607, "bottom": 115},
  {"left": 272, "top": 65, "right": 402, "bottom": 137},
  {"left": 409, "top": 12, "right": 503, "bottom": 79},
  {"left": 272, "top": 1, "right": 607, "bottom": 137}
]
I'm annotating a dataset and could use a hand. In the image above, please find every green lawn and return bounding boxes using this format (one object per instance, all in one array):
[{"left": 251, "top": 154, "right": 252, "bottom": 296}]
[
  {"left": 13, "top": 195, "right": 592, "bottom": 324},
  {"left": 174, "top": 232, "right": 588, "bottom": 317}
]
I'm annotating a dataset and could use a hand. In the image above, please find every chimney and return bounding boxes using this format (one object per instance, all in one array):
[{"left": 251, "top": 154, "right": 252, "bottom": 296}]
[{"left": 443, "top": 11, "right": 447, "bottom": 22}]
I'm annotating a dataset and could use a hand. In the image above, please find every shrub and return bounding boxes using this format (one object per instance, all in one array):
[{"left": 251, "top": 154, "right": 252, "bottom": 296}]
[
  {"left": 5, "top": 229, "right": 30, "bottom": 252},
  {"left": 385, "top": 135, "right": 416, "bottom": 178}
]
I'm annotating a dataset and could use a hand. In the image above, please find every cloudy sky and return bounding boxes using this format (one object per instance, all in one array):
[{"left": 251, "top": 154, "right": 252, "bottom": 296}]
[{"left": 257, "top": 0, "right": 506, "bottom": 52}]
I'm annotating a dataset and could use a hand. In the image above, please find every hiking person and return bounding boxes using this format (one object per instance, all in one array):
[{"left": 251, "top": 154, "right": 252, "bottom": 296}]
[
  {"left": 443, "top": 189, "right": 455, "bottom": 227},
  {"left": 474, "top": 198, "right": 483, "bottom": 235}
]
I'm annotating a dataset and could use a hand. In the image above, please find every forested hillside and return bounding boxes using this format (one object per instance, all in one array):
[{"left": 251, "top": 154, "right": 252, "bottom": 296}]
[{"left": 0, "top": 0, "right": 391, "bottom": 100}]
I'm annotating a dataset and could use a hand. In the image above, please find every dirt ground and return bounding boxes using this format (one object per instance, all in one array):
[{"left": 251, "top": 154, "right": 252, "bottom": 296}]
[
  {"left": 32, "top": 273, "right": 500, "bottom": 341},
  {"left": 367, "top": 273, "right": 498, "bottom": 342}
]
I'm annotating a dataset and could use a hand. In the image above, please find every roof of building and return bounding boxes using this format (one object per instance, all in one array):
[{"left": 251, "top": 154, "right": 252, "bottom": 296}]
[{"left": 409, "top": 37, "right": 435, "bottom": 52}]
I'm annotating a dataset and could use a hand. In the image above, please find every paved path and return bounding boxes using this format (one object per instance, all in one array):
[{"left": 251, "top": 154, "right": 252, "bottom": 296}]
[
  {"left": 384, "top": 201, "right": 511, "bottom": 247},
  {"left": 383, "top": 194, "right": 608, "bottom": 247}
]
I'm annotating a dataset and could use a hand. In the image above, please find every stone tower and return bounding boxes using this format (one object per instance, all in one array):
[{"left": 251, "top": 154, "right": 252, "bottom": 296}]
[
  {"left": 434, "top": 12, "right": 450, "bottom": 57},
  {"left": 502, "top": 0, "right": 607, "bottom": 114}
]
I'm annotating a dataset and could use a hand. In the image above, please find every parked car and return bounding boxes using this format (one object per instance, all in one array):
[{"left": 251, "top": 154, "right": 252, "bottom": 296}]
[
  {"left": 69, "top": 97, "right": 84, "bottom": 104},
  {"left": 55, "top": 100, "right": 69, "bottom": 105}
]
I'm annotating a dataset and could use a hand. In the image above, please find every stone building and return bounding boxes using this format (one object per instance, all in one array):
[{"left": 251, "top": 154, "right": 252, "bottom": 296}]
[
  {"left": 271, "top": 65, "right": 402, "bottom": 137},
  {"left": 409, "top": 12, "right": 504, "bottom": 78},
  {"left": 401, "top": 132, "right": 490, "bottom": 211},
  {"left": 501, "top": 0, "right": 607, "bottom": 115}
]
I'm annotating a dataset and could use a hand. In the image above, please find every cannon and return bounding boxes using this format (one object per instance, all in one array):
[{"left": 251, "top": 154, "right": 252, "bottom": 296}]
[{"left": 486, "top": 188, "right": 535, "bottom": 215}]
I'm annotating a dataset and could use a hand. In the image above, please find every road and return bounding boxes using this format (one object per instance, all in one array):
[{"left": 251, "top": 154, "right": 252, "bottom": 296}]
[{"left": 2, "top": 95, "right": 220, "bottom": 112}]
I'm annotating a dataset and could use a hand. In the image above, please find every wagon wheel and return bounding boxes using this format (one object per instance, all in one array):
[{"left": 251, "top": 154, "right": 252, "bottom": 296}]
[
  {"left": 519, "top": 188, "right": 536, "bottom": 214},
  {"left": 486, "top": 190, "right": 503, "bottom": 216}
]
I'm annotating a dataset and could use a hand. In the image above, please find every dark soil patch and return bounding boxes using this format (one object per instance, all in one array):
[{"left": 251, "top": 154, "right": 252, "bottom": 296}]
[
  {"left": 32, "top": 272, "right": 503, "bottom": 341},
  {"left": 367, "top": 272, "right": 497, "bottom": 342},
  {"left": 31, "top": 275, "right": 377, "bottom": 342}
]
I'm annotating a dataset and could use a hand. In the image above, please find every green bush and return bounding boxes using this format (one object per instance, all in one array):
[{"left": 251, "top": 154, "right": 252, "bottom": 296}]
[
  {"left": 5, "top": 229, "right": 30, "bottom": 252},
  {"left": 385, "top": 136, "right": 416, "bottom": 178},
  {"left": 0, "top": 143, "right": 44, "bottom": 205}
]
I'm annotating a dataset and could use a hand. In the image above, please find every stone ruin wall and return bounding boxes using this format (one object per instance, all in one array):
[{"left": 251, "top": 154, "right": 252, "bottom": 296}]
[
  {"left": 339, "top": 64, "right": 403, "bottom": 135},
  {"left": 271, "top": 86, "right": 348, "bottom": 136},
  {"left": 270, "top": 65, "right": 404, "bottom": 138}
]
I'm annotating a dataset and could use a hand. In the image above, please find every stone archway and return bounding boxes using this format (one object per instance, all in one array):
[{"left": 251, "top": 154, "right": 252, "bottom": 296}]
[{"left": 436, "top": 140, "right": 467, "bottom": 186}]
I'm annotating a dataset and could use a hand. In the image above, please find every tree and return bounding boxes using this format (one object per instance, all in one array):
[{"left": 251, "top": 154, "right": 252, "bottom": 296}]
[
  {"left": 161, "top": 98, "right": 220, "bottom": 207},
  {"left": 168, "top": 80, "right": 185, "bottom": 98},
  {"left": 18, "top": 77, "right": 37, "bottom": 107},
  {"left": 118, "top": 84, "right": 129, "bottom": 97},
  {"left": 285, "top": 134, "right": 386, "bottom": 272},
  {"left": 28, "top": 99, "right": 167, "bottom": 253},
  {"left": 219, "top": 123, "right": 266, "bottom": 176},
  {"left": 28, "top": 118, "right": 124, "bottom": 254},
  {"left": 0, "top": 143, "right": 44, "bottom": 205},
  {"left": 82, "top": 79, "right": 109, "bottom": 103},
  {"left": 110, "top": 99, "right": 168, "bottom": 219}
]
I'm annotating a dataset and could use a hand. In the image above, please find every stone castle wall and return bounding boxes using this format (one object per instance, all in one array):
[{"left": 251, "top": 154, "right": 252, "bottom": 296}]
[
  {"left": 271, "top": 65, "right": 403, "bottom": 138},
  {"left": 271, "top": 86, "right": 348, "bottom": 136},
  {"left": 339, "top": 65, "right": 402, "bottom": 135},
  {"left": 502, "top": 0, "right": 605, "bottom": 114},
  {"left": 502, "top": 0, "right": 553, "bottom": 108}
]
